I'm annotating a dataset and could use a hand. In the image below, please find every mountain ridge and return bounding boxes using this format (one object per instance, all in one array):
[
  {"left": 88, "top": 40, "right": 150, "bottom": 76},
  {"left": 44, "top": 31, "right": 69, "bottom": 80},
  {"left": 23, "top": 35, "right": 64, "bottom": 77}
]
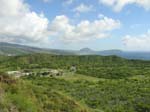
[{"left": 0, "top": 42, "right": 150, "bottom": 60}]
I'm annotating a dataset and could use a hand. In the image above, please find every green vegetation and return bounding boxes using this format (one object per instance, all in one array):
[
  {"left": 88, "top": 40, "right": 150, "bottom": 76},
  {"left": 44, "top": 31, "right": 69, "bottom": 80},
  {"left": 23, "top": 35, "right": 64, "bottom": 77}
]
[
  {"left": 1, "top": 54, "right": 150, "bottom": 79},
  {"left": 0, "top": 73, "right": 89, "bottom": 112},
  {"left": 0, "top": 54, "right": 150, "bottom": 112},
  {"left": 26, "top": 75, "right": 150, "bottom": 112}
]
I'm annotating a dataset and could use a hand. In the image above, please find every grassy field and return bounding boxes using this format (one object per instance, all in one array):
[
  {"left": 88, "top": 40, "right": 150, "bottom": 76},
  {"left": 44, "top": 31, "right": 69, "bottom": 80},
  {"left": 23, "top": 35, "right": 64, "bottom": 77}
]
[{"left": 57, "top": 72, "right": 100, "bottom": 82}]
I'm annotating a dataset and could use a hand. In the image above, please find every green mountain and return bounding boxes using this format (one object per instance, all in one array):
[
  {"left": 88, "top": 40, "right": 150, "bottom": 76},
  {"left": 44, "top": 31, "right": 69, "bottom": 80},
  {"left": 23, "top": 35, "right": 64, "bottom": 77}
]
[
  {"left": 1, "top": 42, "right": 150, "bottom": 60},
  {"left": 0, "top": 42, "right": 75, "bottom": 56}
]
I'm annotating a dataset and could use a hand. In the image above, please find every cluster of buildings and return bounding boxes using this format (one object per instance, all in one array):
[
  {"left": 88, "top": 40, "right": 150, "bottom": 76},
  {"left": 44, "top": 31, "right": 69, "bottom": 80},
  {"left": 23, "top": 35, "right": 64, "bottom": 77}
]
[
  {"left": 7, "top": 69, "right": 64, "bottom": 78},
  {"left": 7, "top": 65, "right": 77, "bottom": 78}
]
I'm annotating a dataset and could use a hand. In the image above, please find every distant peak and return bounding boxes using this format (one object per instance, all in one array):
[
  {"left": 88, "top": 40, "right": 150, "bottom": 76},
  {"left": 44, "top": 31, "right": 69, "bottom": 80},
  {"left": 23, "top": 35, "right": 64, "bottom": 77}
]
[{"left": 80, "top": 48, "right": 93, "bottom": 52}]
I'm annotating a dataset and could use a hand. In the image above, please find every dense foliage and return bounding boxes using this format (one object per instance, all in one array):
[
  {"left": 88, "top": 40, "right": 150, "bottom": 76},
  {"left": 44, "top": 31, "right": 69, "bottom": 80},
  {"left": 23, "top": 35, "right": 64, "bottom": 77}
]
[
  {"left": 0, "top": 54, "right": 150, "bottom": 79},
  {"left": 0, "top": 74, "right": 89, "bottom": 112},
  {"left": 0, "top": 54, "right": 150, "bottom": 112},
  {"left": 26, "top": 75, "right": 150, "bottom": 112}
]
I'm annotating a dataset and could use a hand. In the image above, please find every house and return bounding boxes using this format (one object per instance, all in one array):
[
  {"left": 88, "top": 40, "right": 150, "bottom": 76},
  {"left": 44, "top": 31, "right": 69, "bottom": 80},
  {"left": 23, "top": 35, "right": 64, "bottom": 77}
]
[
  {"left": 70, "top": 65, "right": 77, "bottom": 73},
  {"left": 49, "top": 69, "right": 63, "bottom": 76},
  {"left": 7, "top": 71, "right": 21, "bottom": 75},
  {"left": 7, "top": 71, "right": 23, "bottom": 78},
  {"left": 34, "top": 69, "right": 63, "bottom": 77},
  {"left": 7, "top": 71, "right": 31, "bottom": 78}
]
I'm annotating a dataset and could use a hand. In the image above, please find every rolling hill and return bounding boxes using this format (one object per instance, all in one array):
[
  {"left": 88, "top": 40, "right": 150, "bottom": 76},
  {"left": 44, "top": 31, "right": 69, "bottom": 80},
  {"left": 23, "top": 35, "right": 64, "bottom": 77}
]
[
  {"left": 0, "top": 42, "right": 75, "bottom": 56},
  {"left": 1, "top": 42, "right": 150, "bottom": 60}
]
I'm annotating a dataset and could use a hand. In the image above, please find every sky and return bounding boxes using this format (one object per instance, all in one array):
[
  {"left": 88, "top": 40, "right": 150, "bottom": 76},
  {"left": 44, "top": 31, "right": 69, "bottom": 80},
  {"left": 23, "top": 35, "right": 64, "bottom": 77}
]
[{"left": 0, "top": 0, "right": 150, "bottom": 51}]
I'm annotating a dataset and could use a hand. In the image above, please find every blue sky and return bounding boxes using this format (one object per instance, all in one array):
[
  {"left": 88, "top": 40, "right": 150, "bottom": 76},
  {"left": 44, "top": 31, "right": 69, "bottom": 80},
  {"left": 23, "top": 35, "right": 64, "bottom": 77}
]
[{"left": 0, "top": 0, "right": 150, "bottom": 51}]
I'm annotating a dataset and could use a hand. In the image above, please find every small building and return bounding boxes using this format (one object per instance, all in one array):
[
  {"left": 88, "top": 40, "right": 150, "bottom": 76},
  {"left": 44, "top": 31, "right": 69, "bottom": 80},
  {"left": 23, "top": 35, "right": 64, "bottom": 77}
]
[
  {"left": 7, "top": 71, "right": 31, "bottom": 78},
  {"left": 70, "top": 65, "right": 77, "bottom": 73},
  {"left": 49, "top": 69, "right": 63, "bottom": 76},
  {"left": 7, "top": 71, "right": 23, "bottom": 78},
  {"left": 35, "top": 69, "right": 63, "bottom": 77},
  {"left": 7, "top": 71, "right": 21, "bottom": 75}
]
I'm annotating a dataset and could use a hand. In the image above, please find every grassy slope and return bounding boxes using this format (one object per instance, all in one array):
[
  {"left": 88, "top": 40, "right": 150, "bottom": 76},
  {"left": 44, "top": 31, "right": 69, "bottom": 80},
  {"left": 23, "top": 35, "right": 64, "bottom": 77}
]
[
  {"left": 0, "top": 78, "right": 90, "bottom": 112},
  {"left": 24, "top": 72, "right": 150, "bottom": 112},
  {"left": 0, "top": 54, "right": 150, "bottom": 112},
  {"left": 0, "top": 71, "right": 150, "bottom": 112},
  {"left": 57, "top": 72, "right": 100, "bottom": 82}
]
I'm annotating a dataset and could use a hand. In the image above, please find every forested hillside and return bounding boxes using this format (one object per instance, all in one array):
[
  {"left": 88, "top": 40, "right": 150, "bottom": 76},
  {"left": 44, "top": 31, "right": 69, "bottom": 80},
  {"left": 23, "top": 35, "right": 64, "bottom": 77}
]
[
  {"left": 1, "top": 54, "right": 150, "bottom": 79},
  {"left": 0, "top": 54, "right": 150, "bottom": 112}
]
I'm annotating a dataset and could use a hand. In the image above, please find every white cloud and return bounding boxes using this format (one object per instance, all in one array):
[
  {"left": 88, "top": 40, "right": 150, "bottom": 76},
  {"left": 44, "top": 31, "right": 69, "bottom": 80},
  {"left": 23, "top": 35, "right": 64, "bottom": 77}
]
[
  {"left": 98, "top": 13, "right": 105, "bottom": 18},
  {"left": 99, "top": 0, "right": 150, "bottom": 12},
  {"left": 0, "top": 0, "right": 121, "bottom": 45},
  {"left": 74, "top": 3, "right": 94, "bottom": 13},
  {"left": 123, "top": 30, "right": 150, "bottom": 51},
  {"left": 0, "top": 0, "right": 50, "bottom": 44},
  {"left": 49, "top": 15, "right": 121, "bottom": 42}
]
